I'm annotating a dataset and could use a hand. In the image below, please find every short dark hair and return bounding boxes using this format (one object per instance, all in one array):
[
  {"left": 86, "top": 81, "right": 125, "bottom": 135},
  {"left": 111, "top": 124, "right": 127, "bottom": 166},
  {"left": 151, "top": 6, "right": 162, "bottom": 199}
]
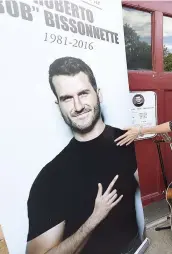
[{"left": 49, "top": 57, "right": 97, "bottom": 98}]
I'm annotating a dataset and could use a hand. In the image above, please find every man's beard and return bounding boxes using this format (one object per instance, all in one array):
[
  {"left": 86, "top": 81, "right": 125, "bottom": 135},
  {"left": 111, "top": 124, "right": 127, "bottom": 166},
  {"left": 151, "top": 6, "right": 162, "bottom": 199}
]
[{"left": 60, "top": 98, "right": 101, "bottom": 134}]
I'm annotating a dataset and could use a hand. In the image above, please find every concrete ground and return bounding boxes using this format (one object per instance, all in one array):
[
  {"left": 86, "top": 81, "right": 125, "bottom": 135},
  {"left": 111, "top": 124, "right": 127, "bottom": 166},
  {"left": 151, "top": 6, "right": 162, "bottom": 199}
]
[
  {"left": 143, "top": 199, "right": 172, "bottom": 253},
  {"left": 145, "top": 221, "right": 172, "bottom": 254}
]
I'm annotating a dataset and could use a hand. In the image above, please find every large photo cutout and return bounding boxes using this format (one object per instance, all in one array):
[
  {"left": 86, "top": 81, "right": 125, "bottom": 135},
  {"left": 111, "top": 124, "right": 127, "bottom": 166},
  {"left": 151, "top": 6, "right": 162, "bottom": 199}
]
[{"left": 0, "top": 1, "right": 145, "bottom": 253}]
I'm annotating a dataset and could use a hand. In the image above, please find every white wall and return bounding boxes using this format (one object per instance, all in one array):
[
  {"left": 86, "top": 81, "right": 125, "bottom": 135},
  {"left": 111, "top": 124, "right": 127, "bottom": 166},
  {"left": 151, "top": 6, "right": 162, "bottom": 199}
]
[{"left": 0, "top": 0, "right": 132, "bottom": 253}]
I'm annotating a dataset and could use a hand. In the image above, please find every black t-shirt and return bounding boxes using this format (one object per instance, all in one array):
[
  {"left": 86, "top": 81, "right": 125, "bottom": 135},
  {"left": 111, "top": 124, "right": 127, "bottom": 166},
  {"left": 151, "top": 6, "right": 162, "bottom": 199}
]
[{"left": 27, "top": 125, "right": 138, "bottom": 254}]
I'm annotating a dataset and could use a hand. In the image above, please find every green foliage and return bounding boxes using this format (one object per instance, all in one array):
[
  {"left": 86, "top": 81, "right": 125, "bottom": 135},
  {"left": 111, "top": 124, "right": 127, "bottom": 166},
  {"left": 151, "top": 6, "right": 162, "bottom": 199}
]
[
  {"left": 164, "top": 52, "right": 172, "bottom": 71},
  {"left": 123, "top": 23, "right": 152, "bottom": 70},
  {"left": 124, "top": 23, "right": 172, "bottom": 71}
]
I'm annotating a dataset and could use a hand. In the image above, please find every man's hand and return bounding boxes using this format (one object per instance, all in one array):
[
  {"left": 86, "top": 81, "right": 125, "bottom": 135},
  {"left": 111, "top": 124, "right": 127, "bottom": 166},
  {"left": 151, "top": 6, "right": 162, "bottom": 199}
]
[
  {"left": 90, "top": 175, "right": 123, "bottom": 226},
  {"left": 114, "top": 127, "right": 140, "bottom": 146}
]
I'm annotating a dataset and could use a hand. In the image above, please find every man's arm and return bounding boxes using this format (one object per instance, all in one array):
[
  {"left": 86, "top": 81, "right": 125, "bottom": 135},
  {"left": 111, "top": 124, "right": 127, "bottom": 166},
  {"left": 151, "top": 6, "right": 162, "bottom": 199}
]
[
  {"left": 26, "top": 221, "right": 65, "bottom": 254},
  {"left": 26, "top": 217, "right": 94, "bottom": 254},
  {"left": 26, "top": 175, "right": 123, "bottom": 254},
  {"left": 114, "top": 122, "right": 172, "bottom": 146}
]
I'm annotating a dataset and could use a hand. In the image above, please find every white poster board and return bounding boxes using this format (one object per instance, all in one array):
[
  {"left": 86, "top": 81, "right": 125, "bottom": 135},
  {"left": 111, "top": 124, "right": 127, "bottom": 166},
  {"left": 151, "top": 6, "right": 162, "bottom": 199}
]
[
  {"left": 0, "top": 1, "right": 144, "bottom": 253},
  {"left": 130, "top": 91, "right": 157, "bottom": 140}
]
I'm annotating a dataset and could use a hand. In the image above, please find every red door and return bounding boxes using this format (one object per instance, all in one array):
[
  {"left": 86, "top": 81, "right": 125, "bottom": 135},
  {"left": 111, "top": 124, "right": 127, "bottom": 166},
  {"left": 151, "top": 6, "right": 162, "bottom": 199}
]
[{"left": 122, "top": 1, "right": 172, "bottom": 206}]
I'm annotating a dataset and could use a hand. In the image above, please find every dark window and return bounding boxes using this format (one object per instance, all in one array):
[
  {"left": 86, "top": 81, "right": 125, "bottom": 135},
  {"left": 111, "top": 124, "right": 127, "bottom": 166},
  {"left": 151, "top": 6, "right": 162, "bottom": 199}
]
[
  {"left": 122, "top": 7, "right": 152, "bottom": 70},
  {"left": 163, "top": 16, "right": 172, "bottom": 72}
]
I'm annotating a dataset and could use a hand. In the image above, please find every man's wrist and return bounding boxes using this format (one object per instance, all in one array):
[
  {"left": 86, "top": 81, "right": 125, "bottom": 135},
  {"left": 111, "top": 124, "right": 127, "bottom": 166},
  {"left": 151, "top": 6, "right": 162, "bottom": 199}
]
[{"left": 87, "top": 214, "right": 100, "bottom": 230}]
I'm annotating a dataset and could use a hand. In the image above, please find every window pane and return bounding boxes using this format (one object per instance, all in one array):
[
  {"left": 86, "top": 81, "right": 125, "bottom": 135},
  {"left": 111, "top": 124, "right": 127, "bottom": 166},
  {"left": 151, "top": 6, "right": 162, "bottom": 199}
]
[
  {"left": 163, "top": 16, "right": 172, "bottom": 72},
  {"left": 122, "top": 7, "right": 152, "bottom": 70}
]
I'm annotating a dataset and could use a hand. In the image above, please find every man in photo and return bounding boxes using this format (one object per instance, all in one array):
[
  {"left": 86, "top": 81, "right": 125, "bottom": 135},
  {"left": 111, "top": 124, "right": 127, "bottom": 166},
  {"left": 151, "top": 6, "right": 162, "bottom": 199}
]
[
  {"left": 26, "top": 57, "right": 142, "bottom": 254},
  {"left": 132, "top": 94, "right": 145, "bottom": 107}
]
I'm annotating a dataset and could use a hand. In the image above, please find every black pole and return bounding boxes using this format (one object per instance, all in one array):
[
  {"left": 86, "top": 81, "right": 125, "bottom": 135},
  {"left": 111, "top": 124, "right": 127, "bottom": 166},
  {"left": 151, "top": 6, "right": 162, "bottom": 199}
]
[{"left": 155, "top": 141, "right": 168, "bottom": 189}]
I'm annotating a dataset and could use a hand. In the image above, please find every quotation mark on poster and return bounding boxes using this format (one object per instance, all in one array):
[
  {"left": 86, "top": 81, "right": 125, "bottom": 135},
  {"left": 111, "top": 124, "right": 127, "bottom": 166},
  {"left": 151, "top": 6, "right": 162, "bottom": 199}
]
[{"left": 32, "top": 6, "right": 39, "bottom": 12}]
